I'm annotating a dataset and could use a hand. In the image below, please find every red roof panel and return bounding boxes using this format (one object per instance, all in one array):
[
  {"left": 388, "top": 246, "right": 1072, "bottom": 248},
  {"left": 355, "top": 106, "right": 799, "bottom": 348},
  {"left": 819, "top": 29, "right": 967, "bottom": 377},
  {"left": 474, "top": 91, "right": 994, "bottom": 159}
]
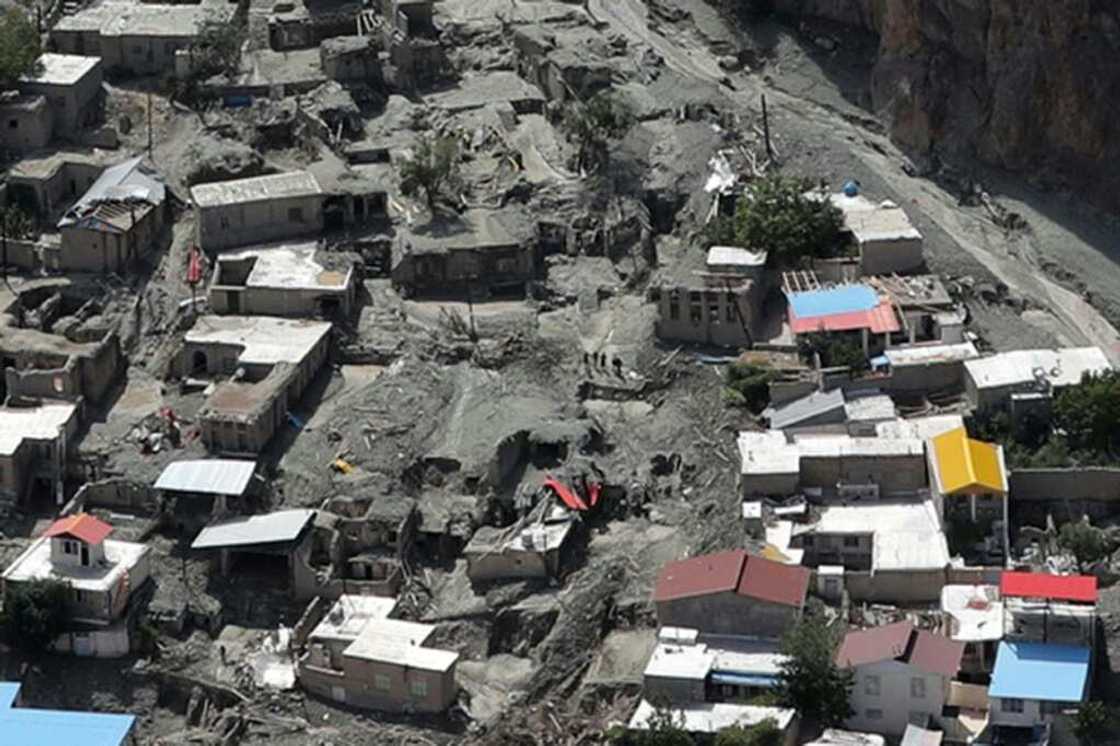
[
  {"left": 738, "top": 554, "right": 810, "bottom": 608},
  {"left": 837, "top": 621, "right": 913, "bottom": 668},
  {"left": 653, "top": 549, "right": 746, "bottom": 603},
  {"left": 908, "top": 629, "right": 965, "bottom": 678},
  {"left": 43, "top": 513, "right": 113, "bottom": 545},
  {"left": 1000, "top": 571, "right": 1098, "bottom": 604},
  {"left": 788, "top": 299, "right": 901, "bottom": 335}
]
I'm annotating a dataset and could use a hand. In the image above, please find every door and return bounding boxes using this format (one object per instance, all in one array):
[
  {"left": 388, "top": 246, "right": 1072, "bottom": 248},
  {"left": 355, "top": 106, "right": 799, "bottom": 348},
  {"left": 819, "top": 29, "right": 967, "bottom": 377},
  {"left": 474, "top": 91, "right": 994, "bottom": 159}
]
[
  {"left": 80, "top": 544, "right": 90, "bottom": 566},
  {"left": 228, "top": 290, "right": 241, "bottom": 314},
  {"left": 74, "top": 633, "right": 92, "bottom": 656},
  {"left": 331, "top": 686, "right": 346, "bottom": 703}
]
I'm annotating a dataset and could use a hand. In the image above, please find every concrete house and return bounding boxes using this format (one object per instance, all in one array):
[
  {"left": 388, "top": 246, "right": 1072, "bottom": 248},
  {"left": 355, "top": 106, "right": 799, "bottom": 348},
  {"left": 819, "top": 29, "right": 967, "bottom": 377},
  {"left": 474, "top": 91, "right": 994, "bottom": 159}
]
[
  {"left": 837, "top": 621, "right": 964, "bottom": 737},
  {"left": 208, "top": 242, "right": 359, "bottom": 319},
  {"left": 57, "top": 156, "right": 167, "bottom": 273},
  {"left": 154, "top": 458, "right": 259, "bottom": 534},
  {"left": 940, "top": 585, "right": 1008, "bottom": 677},
  {"left": 0, "top": 92, "right": 53, "bottom": 153},
  {"left": 963, "top": 347, "right": 1111, "bottom": 411},
  {"left": 927, "top": 427, "right": 1008, "bottom": 561},
  {"left": 653, "top": 549, "right": 810, "bottom": 638},
  {"left": 1000, "top": 571, "right": 1098, "bottom": 649},
  {"left": 191, "top": 172, "right": 325, "bottom": 252},
  {"left": 4, "top": 151, "right": 109, "bottom": 223},
  {"left": 830, "top": 192, "right": 924, "bottom": 276},
  {"left": 786, "top": 284, "right": 902, "bottom": 358},
  {"left": 988, "top": 641, "right": 1090, "bottom": 729},
  {"left": 879, "top": 341, "right": 979, "bottom": 395},
  {"left": 1, "top": 513, "right": 152, "bottom": 656},
  {"left": 181, "top": 316, "right": 332, "bottom": 454},
  {"left": 18, "top": 54, "right": 104, "bottom": 139},
  {"left": 0, "top": 324, "right": 123, "bottom": 406},
  {"left": 298, "top": 594, "right": 459, "bottom": 712},
  {"left": 463, "top": 504, "right": 575, "bottom": 584},
  {"left": 191, "top": 508, "right": 316, "bottom": 592},
  {"left": 0, "top": 681, "right": 136, "bottom": 745},
  {"left": 0, "top": 400, "right": 81, "bottom": 508}
]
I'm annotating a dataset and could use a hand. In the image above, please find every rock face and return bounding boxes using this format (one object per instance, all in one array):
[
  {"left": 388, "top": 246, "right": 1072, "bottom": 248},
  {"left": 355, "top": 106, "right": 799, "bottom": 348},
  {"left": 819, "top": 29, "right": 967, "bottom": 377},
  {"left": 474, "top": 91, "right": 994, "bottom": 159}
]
[{"left": 775, "top": 0, "right": 1120, "bottom": 211}]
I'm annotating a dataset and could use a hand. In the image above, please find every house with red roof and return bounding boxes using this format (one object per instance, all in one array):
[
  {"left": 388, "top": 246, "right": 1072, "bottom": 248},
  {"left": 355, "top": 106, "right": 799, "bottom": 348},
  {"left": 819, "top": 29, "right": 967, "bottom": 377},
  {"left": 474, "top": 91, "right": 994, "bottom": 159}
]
[
  {"left": 652, "top": 549, "right": 810, "bottom": 638},
  {"left": 1000, "top": 571, "right": 1097, "bottom": 649},
  {"left": 837, "top": 621, "right": 964, "bottom": 737},
  {"left": 1, "top": 512, "right": 151, "bottom": 656}
]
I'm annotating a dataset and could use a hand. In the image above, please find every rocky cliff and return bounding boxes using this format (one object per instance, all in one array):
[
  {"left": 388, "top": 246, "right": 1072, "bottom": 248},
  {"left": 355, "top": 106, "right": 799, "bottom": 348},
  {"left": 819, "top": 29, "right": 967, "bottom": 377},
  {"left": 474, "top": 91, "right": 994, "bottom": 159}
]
[{"left": 775, "top": 0, "right": 1120, "bottom": 210}]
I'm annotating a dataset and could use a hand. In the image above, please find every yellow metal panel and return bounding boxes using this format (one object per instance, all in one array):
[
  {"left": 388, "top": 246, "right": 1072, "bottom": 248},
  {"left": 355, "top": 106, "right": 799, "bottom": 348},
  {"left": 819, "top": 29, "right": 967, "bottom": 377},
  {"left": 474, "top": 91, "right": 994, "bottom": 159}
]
[{"left": 932, "top": 427, "right": 1006, "bottom": 496}]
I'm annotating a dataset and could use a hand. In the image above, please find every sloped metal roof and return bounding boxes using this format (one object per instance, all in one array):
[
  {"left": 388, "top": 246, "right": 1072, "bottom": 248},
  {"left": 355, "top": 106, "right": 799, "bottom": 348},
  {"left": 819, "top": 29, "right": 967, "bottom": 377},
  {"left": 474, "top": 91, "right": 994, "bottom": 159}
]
[
  {"left": 155, "top": 459, "right": 257, "bottom": 496},
  {"left": 191, "top": 509, "right": 314, "bottom": 550}
]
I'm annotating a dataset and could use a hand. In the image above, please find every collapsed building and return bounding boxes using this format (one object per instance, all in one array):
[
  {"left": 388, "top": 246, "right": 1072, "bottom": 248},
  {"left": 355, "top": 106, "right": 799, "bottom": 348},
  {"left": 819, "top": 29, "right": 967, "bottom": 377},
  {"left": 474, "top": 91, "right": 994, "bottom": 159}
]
[{"left": 179, "top": 316, "right": 332, "bottom": 454}]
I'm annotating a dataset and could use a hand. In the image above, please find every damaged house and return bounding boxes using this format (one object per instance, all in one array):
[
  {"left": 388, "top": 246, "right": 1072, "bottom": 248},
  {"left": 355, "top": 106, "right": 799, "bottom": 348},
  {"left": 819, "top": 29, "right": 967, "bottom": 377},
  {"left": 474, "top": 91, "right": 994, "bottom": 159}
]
[
  {"left": 830, "top": 191, "right": 925, "bottom": 276},
  {"left": 56, "top": 156, "right": 168, "bottom": 274},
  {"left": 318, "top": 492, "right": 418, "bottom": 598},
  {"left": 154, "top": 458, "right": 260, "bottom": 536},
  {"left": 191, "top": 171, "right": 325, "bottom": 252},
  {"left": 191, "top": 508, "right": 316, "bottom": 594},
  {"left": 464, "top": 499, "right": 577, "bottom": 584},
  {"left": 208, "top": 241, "right": 359, "bottom": 319},
  {"left": 180, "top": 316, "right": 332, "bottom": 454},
  {"left": 0, "top": 400, "right": 81, "bottom": 508}
]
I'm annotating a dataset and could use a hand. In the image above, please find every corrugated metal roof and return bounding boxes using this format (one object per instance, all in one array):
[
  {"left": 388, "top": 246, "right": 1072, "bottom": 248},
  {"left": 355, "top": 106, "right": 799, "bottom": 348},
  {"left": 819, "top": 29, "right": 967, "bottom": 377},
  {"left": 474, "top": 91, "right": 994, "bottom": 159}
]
[
  {"left": 836, "top": 621, "right": 913, "bottom": 669},
  {"left": 907, "top": 628, "right": 965, "bottom": 678},
  {"left": 58, "top": 155, "right": 165, "bottom": 229},
  {"left": 764, "top": 388, "right": 845, "bottom": 430},
  {"left": 155, "top": 459, "right": 257, "bottom": 496},
  {"left": 192, "top": 509, "right": 314, "bottom": 550},
  {"left": 788, "top": 285, "right": 879, "bottom": 317},
  {"left": 654, "top": 549, "right": 745, "bottom": 603},
  {"left": 1000, "top": 571, "right": 1098, "bottom": 604},
  {"left": 931, "top": 427, "right": 1007, "bottom": 496},
  {"left": 989, "top": 641, "right": 1090, "bottom": 702},
  {"left": 789, "top": 298, "right": 901, "bottom": 335},
  {"left": 0, "top": 681, "right": 135, "bottom": 746},
  {"left": 737, "top": 554, "right": 810, "bottom": 608}
]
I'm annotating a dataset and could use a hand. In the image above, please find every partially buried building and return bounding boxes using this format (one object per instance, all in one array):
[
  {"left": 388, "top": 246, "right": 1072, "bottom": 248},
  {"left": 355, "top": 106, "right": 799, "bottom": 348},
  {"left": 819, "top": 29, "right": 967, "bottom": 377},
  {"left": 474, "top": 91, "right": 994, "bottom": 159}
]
[
  {"left": 191, "top": 171, "right": 325, "bottom": 252},
  {"left": 0, "top": 400, "right": 81, "bottom": 508},
  {"left": 180, "top": 316, "right": 332, "bottom": 454}
]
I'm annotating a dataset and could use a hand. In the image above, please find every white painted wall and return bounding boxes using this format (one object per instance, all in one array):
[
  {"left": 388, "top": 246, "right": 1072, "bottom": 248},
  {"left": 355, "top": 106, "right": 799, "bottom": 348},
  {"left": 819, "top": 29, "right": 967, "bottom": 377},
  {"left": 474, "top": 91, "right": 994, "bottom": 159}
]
[{"left": 845, "top": 659, "right": 947, "bottom": 737}]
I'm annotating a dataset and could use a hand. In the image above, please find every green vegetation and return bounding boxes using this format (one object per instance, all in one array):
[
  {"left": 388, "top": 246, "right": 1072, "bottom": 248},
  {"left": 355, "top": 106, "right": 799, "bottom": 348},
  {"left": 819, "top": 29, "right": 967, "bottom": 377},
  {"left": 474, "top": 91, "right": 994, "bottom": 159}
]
[
  {"left": 607, "top": 706, "right": 694, "bottom": 746},
  {"left": 563, "top": 92, "right": 634, "bottom": 174},
  {"left": 0, "top": 206, "right": 33, "bottom": 240},
  {"left": 775, "top": 617, "right": 853, "bottom": 727},
  {"left": 1074, "top": 702, "right": 1120, "bottom": 745},
  {"left": 1054, "top": 370, "right": 1120, "bottom": 455},
  {"left": 797, "top": 332, "right": 866, "bottom": 371},
  {"left": 0, "top": 579, "right": 71, "bottom": 654},
  {"left": 189, "top": 17, "right": 245, "bottom": 80},
  {"left": 732, "top": 175, "right": 842, "bottom": 267},
  {"left": 725, "top": 362, "right": 775, "bottom": 412},
  {"left": 399, "top": 134, "right": 461, "bottom": 210},
  {"left": 714, "top": 719, "right": 783, "bottom": 746},
  {"left": 1058, "top": 521, "right": 1111, "bottom": 572},
  {"left": 0, "top": 9, "right": 40, "bottom": 88}
]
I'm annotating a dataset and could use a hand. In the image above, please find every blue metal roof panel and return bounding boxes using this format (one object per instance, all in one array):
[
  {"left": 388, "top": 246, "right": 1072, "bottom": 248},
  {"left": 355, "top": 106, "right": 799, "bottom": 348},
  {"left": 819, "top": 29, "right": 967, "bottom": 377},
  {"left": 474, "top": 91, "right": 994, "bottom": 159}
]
[
  {"left": 0, "top": 682, "right": 135, "bottom": 746},
  {"left": 788, "top": 284, "right": 879, "bottom": 319},
  {"left": 988, "top": 641, "right": 1090, "bottom": 702},
  {"left": 0, "top": 682, "right": 19, "bottom": 709},
  {"left": 710, "top": 672, "right": 779, "bottom": 688}
]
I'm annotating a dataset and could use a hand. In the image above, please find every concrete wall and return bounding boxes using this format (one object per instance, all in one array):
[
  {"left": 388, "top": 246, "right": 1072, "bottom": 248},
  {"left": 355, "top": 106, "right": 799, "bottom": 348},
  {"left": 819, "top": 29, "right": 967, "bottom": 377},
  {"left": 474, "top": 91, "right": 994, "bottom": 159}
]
[
  {"left": 885, "top": 360, "right": 966, "bottom": 395},
  {"left": 209, "top": 282, "right": 354, "bottom": 319},
  {"left": 196, "top": 194, "right": 325, "bottom": 251},
  {"left": 21, "top": 61, "right": 104, "bottom": 137},
  {"left": 654, "top": 284, "right": 762, "bottom": 348},
  {"left": 53, "top": 624, "right": 131, "bottom": 657},
  {"left": 59, "top": 202, "right": 164, "bottom": 273},
  {"left": 299, "top": 656, "right": 456, "bottom": 713},
  {"left": 643, "top": 673, "right": 705, "bottom": 705},
  {"left": 465, "top": 547, "right": 553, "bottom": 583},
  {"left": 989, "top": 697, "right": 1047, "bottom": 728},
  {"left": 860, "top": 236, "right": 924, "bottom": 276},
  {"left": 846, "top": 659, "right": 947, "bottom": 737},
  {"left": 740, "top": 471, "right": 800, "bottom": 499},
  {"left": 393, "top": 245, "right": 534, "bottom": 296},
  {"left": 655, "top": 592, "right": 798, "bottom": 638},
  {"left": 1010, "top": 468, "right": 1120, "bottom": 501},
  {"left": 799, "top": 452, "right": 928, "bottom": 494},
  {"left": 844, "top": 569, "right": 948, "bottom": 604},
  {"left": 0, "top": 239, "right": 43, "bottom": 271},
  {"left": 0, "top": 97, "right": 52, "bottom": 152}
]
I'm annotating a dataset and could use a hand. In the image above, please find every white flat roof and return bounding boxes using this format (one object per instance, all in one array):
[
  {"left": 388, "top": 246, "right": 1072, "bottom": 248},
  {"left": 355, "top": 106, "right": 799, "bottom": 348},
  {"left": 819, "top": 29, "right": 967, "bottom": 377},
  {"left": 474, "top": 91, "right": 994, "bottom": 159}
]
[
  {"left": 186, "top": 315, "right": 331, "bottom": 366},
  {"left": 941, "top": 585, "right": 1006, "bottom": 642},
  {"left": 847, "top": 207, "right": 922, "bottom": 243},
  {"left": 0, "top": 402, "right": 78, "bottom": 456},
  {"left": 964, "top": 347, "right": 1112, "bottom": 390},
  {"left": 844, "top": 393, "right": 896, "bottom": 423},
  {"left": 154, "top": 459, "right": 256, "bottom": 496},
  {"left": 191, "top": 509, "right": 314, "bottom": 550},
  {"left": 875, "top": 414, "right": 966, "bottom": 441},
  {"left": 885, "top": 341, "right": 979, "bottom": 366},
  {"left": 629, "top": 699, "right": 795, "bottom": 734},
  {"left": 216, "top": 243, "right": 352, "bottom": 292},
  {"left": 644, "top": 641, "right": 713, "bottom": 681},
  {"left": 343, "top": 619, "right": 459, "bottom": 672},
  {"left": 800, "top": 500, "right": 950, "bottom": 571},
  {"left": 55, "top": 1, "right": 232, "bottom": 37},
  {"left": 707, "top": 246, "right": 766, "bottom": 268},
  {"left": 2, "top": 537, "right": 148, "bottom": 592},
  {"left": 792, "top": 433, "right": 925, "bottom": 458},
  {"left": 705, "top": 635, "right": 785, "bottom": 676},
  {"left": 808, "top": 730, "right": 887, "bottom": 746},
  {"left": 738, "top": 431, "right": 800, "bottom": 476},
  {"left": 310, "top": 595, "right": 398, "bottom": 641},
  {"left": 20, "top": 53, "right": 100, "bottom": 86},
  {"left": 191, "top": 171, "right": 322, "bottom": 208}
]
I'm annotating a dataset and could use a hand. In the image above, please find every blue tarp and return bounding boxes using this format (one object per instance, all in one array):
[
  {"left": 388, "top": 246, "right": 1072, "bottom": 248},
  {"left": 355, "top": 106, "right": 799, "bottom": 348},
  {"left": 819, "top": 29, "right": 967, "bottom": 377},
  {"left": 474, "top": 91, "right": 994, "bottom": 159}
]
[
  {"left": 0, "top": 682, "right": 135, "bottom": 746},
  {"left": 989, "top": 641, "right": 1090, "bottom": 703},
  {"left": 709, "top": 672, "right": 779, "bottom": 688},
  {"left": 788, "top": 284, "right": 879, "bottom": 319}
]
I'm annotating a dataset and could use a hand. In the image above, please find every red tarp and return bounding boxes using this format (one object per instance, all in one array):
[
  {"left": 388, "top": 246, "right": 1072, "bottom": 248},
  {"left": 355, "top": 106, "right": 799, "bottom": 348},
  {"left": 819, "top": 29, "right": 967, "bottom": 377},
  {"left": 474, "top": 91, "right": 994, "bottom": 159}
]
[
  {"left": 542, "top": 476, "right": 587, "bottom": 511},
  {"left": 1000, "top": 571, "right": 1098, "bottom": 604},
  {"left": 186, "top": 246, "right": 203, "bottom": 286}
]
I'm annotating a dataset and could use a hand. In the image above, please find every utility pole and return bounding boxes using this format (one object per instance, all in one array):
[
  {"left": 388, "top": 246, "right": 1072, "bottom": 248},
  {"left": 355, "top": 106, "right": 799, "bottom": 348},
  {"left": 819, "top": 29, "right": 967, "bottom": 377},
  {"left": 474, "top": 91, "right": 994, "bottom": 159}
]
[
  {"left": 147, "top": 90, "right": 153, "bottom": 157},
  {"left": 761, "top": 93, "right": 773, "bottom": 160}
]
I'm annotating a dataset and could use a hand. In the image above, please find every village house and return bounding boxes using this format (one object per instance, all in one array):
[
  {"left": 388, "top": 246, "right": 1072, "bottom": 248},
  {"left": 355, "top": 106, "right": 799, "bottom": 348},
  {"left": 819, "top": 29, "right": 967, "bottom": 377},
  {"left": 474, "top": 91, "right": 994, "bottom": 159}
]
[
  {"left": 463, "top": 503, "right": 576, "bottom": 584},
  {"left": 869, "top": 275, "right": 960, "bottom": 344},
  {"left": 786, "top": 283, "right": 903, "bottom": 358},
  {"left": 364, "top": 0, "right": 444, "bottom": 92},
  {"left": 762, "top": 388, "right": 896, "bottom": 436},
  {"left": 208, "top": 242, "right": 359, "bottom": 319},
  {"left": 0, "top": 322, "right": 123, "bottom": 406},
  {"left": 18, "top": 54, "right": 104, "bottom": 140},
  {"left": 393, "top": 210, "right": 535, "bottom": 298},
  {"left": 0, "top": 400, "right": 81, "bottom": 509},
  {"left": 51, "top": 2, "right": 235, "bottom": 76},
  {"left": 653, "top": 549, "right": 810, "bottom": 638},
  {"left": 3, "top": 151, "right": 109, "bottom": 224},
  {"left": 269, "top": 0, "right": 362, "bottom": 51},
  {"left": 875, "top": 341, "right": 979, "bottom": 395},
  {"left": 1, "top": 513, "right": 152, "bottom": 656},
  {"left": 830, "top": 191, "right": 924, "bottom": 276},
  {"left": 56, "top": 156, "right": 167, "bottom": 274},
  {"left": 191, "top": 508, "right": 316, "bottom": 594},
  {"left": 180, "top": 316, "right": 332, "bottom": 454},
  {"left": 0, "top": 681, "right": 136, "bottom": 745},
  {"left": 320, "top": 36, "right": 383, "bottom": 84},
  {"left": 940, "top": 584, "right": 1007, "bottom": 679},
  {"left": 837, "top": 621, "right": 964, "bottom": 737},
  {"left": 297, "top": 594, "right": 459, "bottom": 712},
  {"left": 653, "top": 246, "right": 766, "bottom": 348},
  {"left": 628, "top": 699, "right": 798, "bottom": 743},
  {"left": 988, "top": 640, "right": 1090, "bottom": 729},
  {"left": 1000, "top": 571, "right": 1097, "bottom": 648},
  {"left": 154, "top": 458, "right": 259, "bottom": 536},
  {"left": 512, "top": 23, "right": 614, "bottom": 103},
  {"left": 927, "top": 427, "right": 1008, "bottom": 562},
  {"left": 0, "top": 92, "right": 53, "bottom": 153},
  {"left": 963, "top": 347, "right": 1112, "bottom": 411},
  {"left": 191, "top": 172, "right": 325, "bottom": 252}
]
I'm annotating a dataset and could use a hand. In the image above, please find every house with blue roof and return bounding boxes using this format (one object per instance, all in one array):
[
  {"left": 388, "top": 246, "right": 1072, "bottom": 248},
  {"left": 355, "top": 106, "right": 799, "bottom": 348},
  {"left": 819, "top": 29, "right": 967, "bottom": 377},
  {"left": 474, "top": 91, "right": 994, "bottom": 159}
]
[
  {"left": 0, "top": 681, "right": 136, "bottom": 745},
  {"left": 988, "top": 641, "right": 1090, "bottom": 729}
]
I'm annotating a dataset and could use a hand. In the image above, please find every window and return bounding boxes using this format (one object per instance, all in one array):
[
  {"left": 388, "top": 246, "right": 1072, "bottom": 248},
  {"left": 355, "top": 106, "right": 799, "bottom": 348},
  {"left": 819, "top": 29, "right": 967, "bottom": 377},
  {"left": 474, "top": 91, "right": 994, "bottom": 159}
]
[
  {"left": 668, "top": 301, "right": 680, "bottom": 321},
  {"left": 288, "top": 207, "right": 305, "bottom": 223},
  {"left": 63, "top": 540, "right": 76, "bottom": 555},
  {"left": 219, "top": 214, "right": 230, "bottom": 229},
  {"left": 864, "top": 675, "right": 880, "bottom": 696},
  {"left": 409, "top": 679, "right": 428, "bottom": 698},
  {"left": 689, "top": 305, "right": 702, "bottom": 324},
  {"left": 8, "top": 119, "right": 16, "bottom": 129},
  {"left": 865, "top": 709, "right": 883, "bottom": 721},
  {"left": 910, "top": 677, "right": 926, "bottom": 698},
  {"left": 1001, "top": 698, "right": 1024, "bottom": 713},
  {"left": 725, "top": 300, "right": 737, "bottom": 323},
  {"left": 373, "top": 673, "right": 391, "bottom": 691},
  {"left": 708, "top": 303, "right": 720, "bottom": 323},
  {"left": 843, "top": 536, "right": 860, "bottom": 548},
  {"left": 801, "top": 535, "right": 815, "bottom": 548}
]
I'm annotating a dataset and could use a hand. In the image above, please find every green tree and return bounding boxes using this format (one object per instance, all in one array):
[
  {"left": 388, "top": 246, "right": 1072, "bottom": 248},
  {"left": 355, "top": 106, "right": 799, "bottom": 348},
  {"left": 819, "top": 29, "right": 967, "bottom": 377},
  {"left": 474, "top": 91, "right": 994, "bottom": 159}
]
[
  {"left": 399, "top": 134, "right": 460, "bottom": 210},
  {"left": 1074, "top": 701, "right": 1119, "bottom": 746},
  {"left": 0, "top": 205, "right": 32, "bottom": 240},
  {"left": 563, "top": 92, "right": 633, "bottom": 174},
  {"left": 0, "top": 9, "right": 40, "bottom": 88},
  {"left": 1058, "top": 520, "right": 1110, "bottom": 572},
  {"left": 725, "top": 362, "right": 774, "bottom": 413},
  {"left": 1054, "top": 370, "right": 1120, "bottom": 456},
  {"left": 608, "top": 704, "right": 694, "bottom": 746},
  {"left": 797, "top": 332, "right": 866, "bottom": 371},
  {"left": 776, "top": 617, "right": 853, "bottom": 727},
  {"left": 715, "top": 719, "right": 782, "bottom": 746},
  {"left": 0, "top": 579, "right": 71, "bottom": 654},
  {"left": 189, "top": 16, "right": 245, "bottom": 80},
  {"left": 733, "top": 175, "right": 842, "bottom": 266}
]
